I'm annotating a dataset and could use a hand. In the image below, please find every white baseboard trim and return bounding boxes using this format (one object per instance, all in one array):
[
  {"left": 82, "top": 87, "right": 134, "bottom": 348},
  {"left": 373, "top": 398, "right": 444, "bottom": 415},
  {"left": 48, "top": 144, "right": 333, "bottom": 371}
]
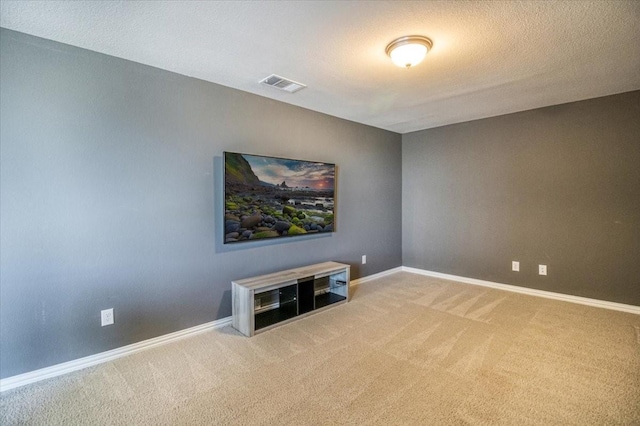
[
  {"left": 0, "top": 316, "right": 232, "bottom": 393},
  {"left": 351, "top": 266, "right": 403, "bottom": 286},
  {"left": 402, "top": 266, "right": 640, "bottom": 315},
  {"left": 5, "top": 265, "right": 637, "bottom": 392}
]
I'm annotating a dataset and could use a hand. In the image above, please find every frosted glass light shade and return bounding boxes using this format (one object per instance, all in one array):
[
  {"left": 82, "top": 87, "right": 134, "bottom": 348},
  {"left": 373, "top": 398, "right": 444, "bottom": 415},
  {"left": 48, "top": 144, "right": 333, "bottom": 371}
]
[
  {"left": 386, "top": 36, "right": 433, "bottom": 68},
  {"left": 389, "top": 43, "right": 427, "bottom": 68}
]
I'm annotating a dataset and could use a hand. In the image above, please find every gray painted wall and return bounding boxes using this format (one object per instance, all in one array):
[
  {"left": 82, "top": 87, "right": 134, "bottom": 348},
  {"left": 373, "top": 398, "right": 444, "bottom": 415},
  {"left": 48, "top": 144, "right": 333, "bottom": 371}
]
[
  {"left": 403, "top": 91, "right": 640, "bottom": 306},
  {"left": 0, "top": 29, "right": 402, "bottom": 378}
]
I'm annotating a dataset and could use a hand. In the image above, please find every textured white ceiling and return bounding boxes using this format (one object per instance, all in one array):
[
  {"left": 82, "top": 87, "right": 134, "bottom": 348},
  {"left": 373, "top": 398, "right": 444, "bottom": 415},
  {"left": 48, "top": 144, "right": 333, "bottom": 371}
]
[{"left": 1, "top": 1, "right": 639, "bottom": 133}]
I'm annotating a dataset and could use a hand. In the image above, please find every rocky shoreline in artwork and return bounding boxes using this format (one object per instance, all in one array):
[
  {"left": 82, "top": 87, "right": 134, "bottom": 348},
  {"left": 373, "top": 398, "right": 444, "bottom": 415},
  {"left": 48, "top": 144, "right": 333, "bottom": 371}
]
[{"left": 225, "top": 185, "right": 334, "bottom": 243}]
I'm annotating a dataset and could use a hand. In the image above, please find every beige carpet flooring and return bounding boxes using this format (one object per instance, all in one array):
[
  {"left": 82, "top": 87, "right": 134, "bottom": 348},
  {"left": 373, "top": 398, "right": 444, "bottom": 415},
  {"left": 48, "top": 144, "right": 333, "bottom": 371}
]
[{"left": 2, "top": 272, "right": 639, "bottom": 425}]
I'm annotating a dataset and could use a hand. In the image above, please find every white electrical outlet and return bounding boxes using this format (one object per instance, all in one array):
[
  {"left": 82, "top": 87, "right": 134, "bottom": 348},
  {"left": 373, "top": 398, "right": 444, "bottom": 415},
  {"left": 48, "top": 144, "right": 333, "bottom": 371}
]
[
  {"left": 539, "top": 265, "right": 547, "bottom": 276},
  {"left": 512, "top": 261, "right": 520, "bottom": 272},
  {"left": 101, "top": 308, "right": 114, "bottom": 326},
  {"left": 362, "top": 255, "right": 367, "bottom": 265}
]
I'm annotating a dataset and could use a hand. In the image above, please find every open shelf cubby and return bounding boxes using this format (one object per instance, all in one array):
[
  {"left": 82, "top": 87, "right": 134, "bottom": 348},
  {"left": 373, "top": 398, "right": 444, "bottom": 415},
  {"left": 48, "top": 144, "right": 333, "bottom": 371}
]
[{"left": 232, "top": 262, "right": 350, "bottom": 336}]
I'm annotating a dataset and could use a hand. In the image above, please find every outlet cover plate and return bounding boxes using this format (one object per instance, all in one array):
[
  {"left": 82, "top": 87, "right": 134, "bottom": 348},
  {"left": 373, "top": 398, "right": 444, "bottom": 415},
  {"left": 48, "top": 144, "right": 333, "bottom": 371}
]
[
  {"left": 538, "top": 265, "right": 547, "bottom": 276},
  {"left": 101, "top": 308, "right": 114, "bottom": 326},
  {"left": 512, "top": 261, "right": 520, "bottom": 272}
]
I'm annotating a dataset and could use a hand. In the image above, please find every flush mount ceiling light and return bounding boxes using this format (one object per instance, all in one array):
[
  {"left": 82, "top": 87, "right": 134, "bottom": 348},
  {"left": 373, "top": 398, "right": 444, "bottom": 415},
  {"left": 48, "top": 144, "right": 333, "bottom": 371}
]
[{"left": 385, "top": 35, "right": 433, "bottom": 68}]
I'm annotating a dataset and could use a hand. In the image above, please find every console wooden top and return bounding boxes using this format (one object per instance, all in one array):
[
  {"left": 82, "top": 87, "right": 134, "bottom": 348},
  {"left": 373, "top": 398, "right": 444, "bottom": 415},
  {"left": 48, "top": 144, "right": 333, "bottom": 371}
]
[{"left": 232, "top": 261, "right": 350, "bottom": 291}]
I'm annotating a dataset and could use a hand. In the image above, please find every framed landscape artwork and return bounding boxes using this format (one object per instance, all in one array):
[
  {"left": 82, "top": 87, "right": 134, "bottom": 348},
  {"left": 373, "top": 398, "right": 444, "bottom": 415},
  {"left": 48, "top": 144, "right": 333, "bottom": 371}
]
[{"left": 224, "top": 152, "right": 335, "bottom": 244}]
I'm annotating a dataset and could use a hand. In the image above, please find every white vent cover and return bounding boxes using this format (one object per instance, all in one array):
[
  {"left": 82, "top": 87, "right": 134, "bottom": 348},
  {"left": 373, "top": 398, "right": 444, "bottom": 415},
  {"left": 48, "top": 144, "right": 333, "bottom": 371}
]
[{"left": 259, "top": 74, "right": 306, "bottom": 93}]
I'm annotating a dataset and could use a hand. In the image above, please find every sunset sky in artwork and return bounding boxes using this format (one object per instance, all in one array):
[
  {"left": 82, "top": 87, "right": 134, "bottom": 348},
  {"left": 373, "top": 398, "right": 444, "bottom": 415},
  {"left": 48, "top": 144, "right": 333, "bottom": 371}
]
[{"left": 243, "top": 154, "right": 334, "bottom": 189}]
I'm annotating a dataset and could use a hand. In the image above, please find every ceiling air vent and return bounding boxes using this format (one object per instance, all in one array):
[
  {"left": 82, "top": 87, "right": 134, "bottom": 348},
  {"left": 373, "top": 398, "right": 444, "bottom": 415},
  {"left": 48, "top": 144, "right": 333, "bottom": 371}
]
[{"left": 260, "top": 74, "right": 306, "bottom": 93}]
